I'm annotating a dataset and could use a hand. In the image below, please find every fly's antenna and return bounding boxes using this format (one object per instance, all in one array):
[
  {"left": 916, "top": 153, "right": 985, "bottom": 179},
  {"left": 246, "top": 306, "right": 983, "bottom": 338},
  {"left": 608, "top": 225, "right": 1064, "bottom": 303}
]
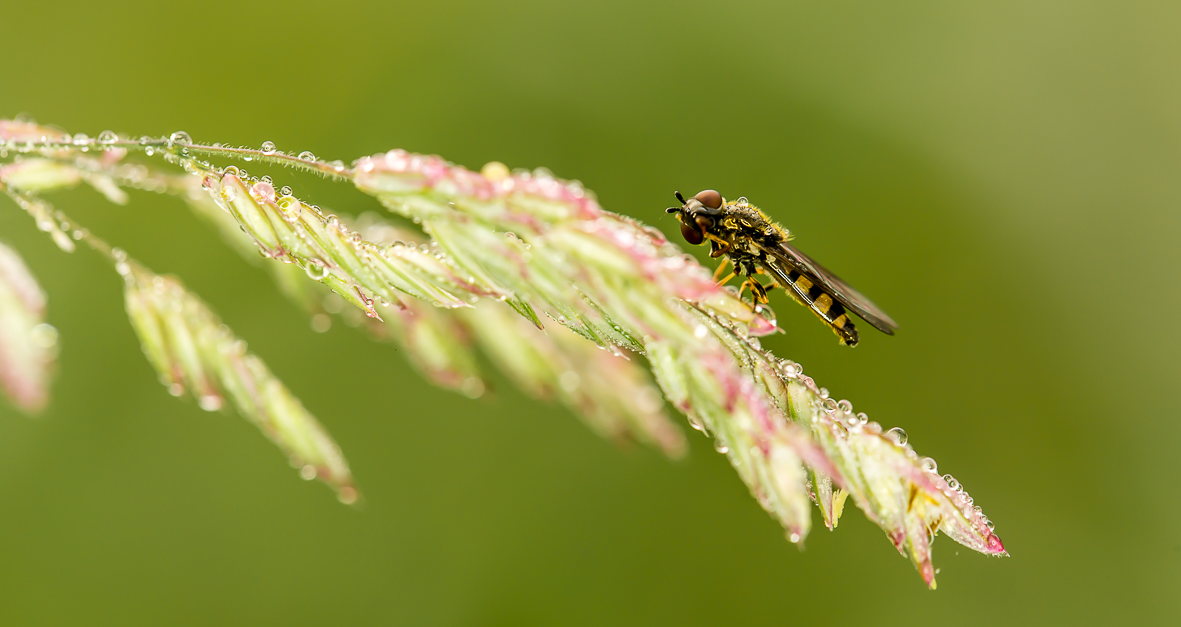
[{"left": 674, "top": 191, "right": 686, "bottom": 204}]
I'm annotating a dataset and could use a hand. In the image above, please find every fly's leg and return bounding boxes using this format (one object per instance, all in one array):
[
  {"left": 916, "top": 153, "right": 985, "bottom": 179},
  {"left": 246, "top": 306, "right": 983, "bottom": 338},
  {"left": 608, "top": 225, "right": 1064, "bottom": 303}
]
[
  {"left": 739, "top": 273, "right": 777, "bottom": 315},
  {"left": 712, "top": 257, "right": 731, "bottom": 281}
]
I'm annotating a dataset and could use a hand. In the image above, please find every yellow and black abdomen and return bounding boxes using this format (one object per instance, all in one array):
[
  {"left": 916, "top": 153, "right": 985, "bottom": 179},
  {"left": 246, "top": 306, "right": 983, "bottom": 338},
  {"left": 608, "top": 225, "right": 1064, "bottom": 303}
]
[{"left": 782, "top": 269, "right": 860, "bottom": 346}]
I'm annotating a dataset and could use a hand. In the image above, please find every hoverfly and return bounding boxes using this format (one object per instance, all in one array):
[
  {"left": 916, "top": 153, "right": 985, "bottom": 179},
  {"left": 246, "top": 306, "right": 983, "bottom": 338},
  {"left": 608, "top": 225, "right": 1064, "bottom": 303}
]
[{"left": 667, "top": 190, "right": 898, "bottom": 346}]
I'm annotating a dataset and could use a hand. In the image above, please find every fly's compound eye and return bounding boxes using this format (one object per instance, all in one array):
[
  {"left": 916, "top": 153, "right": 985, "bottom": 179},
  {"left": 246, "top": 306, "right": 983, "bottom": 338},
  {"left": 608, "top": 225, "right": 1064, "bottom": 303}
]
[
  {"left": 680, "top": 220, "right": 704, "bottom": 245},
  {"left": 694, "top": 189, "right": 723, "bottom": 210}
]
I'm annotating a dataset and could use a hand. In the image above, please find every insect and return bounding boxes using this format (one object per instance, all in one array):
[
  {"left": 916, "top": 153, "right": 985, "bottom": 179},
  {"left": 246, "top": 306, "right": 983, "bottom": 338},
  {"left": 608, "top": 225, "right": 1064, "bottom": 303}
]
[{"left": 667, "top": 190, "right": 898, "bottom": 346}]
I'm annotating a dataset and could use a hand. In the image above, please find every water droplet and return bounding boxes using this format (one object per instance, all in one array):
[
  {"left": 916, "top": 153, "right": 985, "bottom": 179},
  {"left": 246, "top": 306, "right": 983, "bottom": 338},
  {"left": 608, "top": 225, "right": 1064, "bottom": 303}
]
[
  {"left": 277, "top": 196, "right": 300, "bottom": 218},
  {"left": 168, "top": 383, "right": 185, "bottom": 397},
  {"left": 300, "top": 465, "right": 317, "bottom": 480},
  {"left": 97, "top": 130, "right": 118, "bottom": 145},
  {"left": 736, "top": 196, "right": 749, "bottom": 206},
  {"left": 789, "top": 532, "right": 801, "bottom": 544},
  {"left": 260, "top": 175, "right": 273, "bottom": 185},
  {"left": 943, "top": 475, "right": 961, "bottom": 491},
  {"left": 51, "top": 231, "right": 75, "bottom": 252},
  {"left": 460, "top": 377, "right": 485, "bottom": 399},
  {"left": 223, "top": 165, "right": 239, "bottom": 177},
  {"left": 986, "top": 520, "right": 996, "bottom": 531},
  {"left": 261, "top": 140, "right": 276, "bottom": 155},
  {"left": 886, "top": 427, "right": 908, "bottom": 446},
  {"left": 838, "top": 399, "right": 853, "bottom": 413},
  {"left": 144, "top": 145, "right": 155, "bottom": 156},
  {"left": 169, "top": 130, "right": 191, "bottom": 146},
  {"left": 559, "top": 371, "right": 581, "bottom": 393},
  {"left": 72, "top": 133, "right": 90, "bottom": 146},
  {"left": 310, "top": 313, "right": 332, "bottom": 333},
  {"left": 198, "top": 395, "right": 222, "bottom": 411},
  {"left": 30, "top": 323, "right": 58, "bottom": 349},
  {"left": 304, "top": 261, "right": 329, "bottom": 280},
  {"left": 921, "top": 457, "right": 938, "bottom": 473},
  {"left": 329, "top": 159, "right": 345, "bottom": 172},
  {"left": 714, "top": 442, "right": 729, "bottom": 454},
  {"left": 298, "top": 150, "right": 316, "bottom": 161},
  {"left": 280, "top": 185, "right": 293, "bottom": 196},
  {"left": 818, "top": 387, "right": 829, "bottom": 399}
]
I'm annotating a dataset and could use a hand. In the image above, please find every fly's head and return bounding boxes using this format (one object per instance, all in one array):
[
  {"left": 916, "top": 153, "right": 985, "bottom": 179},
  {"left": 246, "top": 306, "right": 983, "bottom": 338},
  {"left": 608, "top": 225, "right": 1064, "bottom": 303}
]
[{"left": 666, "top": 189, "right": 725, "bottom": 246}]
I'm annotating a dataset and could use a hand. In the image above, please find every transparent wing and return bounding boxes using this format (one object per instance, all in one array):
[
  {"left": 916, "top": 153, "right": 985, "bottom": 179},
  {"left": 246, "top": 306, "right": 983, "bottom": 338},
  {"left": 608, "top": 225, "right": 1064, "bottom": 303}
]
[{"left": 760, "top": 242, "right": 899, "bottom": 335}]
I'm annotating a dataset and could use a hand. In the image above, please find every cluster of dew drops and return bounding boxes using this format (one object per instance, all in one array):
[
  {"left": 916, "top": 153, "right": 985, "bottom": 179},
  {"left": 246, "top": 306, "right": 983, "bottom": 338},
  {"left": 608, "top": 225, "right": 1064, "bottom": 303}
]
[
  {"left": 214, "top": 138, "right": 490, "bottom": 308},
  {"left": 741, "top": 342, "right": 995, "bottom": 533}
]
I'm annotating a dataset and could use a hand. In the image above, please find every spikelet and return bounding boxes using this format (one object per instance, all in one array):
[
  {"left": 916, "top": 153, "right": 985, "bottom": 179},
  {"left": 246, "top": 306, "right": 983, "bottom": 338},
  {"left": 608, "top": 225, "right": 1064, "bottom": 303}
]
[
  {"left": 118, "top": 257, "right": 357, "bottom": 503},
  {"left": 0, "top": 241, "right": 57, "bottom": 413}
]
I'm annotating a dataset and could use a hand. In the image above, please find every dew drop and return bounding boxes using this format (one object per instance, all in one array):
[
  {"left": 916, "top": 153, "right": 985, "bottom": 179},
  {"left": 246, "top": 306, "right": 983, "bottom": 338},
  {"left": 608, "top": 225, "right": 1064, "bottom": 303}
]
[
  {"left": 838, "top": 399, "right": 853, "bottom": 413},
  {"left": 260, "top": 175, "right": 273, "bottom": 185},
  {"left": 72, "top": 133, "right": 90, "bottom": 147},
  {"left": 51, "top": 231, "right": 76, "bottom": 252},
  {"left": 169, "top": 130, "right": 191, "bottom": 146},
  {"left": 223, "top": 165, "right": 239, "bottom": 177},
  {"left": 886, "top": 427, "right": 908, "bottom": 446},
  {"left": 300, "top": 465, "right": 318, "bottom": 480},
  {"left": 261, "top": 140, "right": 276, "bottom": 155},
  {"left": 460, "top": 377, "right": 485, "bottom": 399},
  {"left": 305, "top": 261, "right": 329, "bottom": 280},
  {"left": 30, "top": 323, "right": 58, "bottom": 349},
  {"left": 943, "top": 475, "right": 961, "bottom": 491},
  {"left": 198, "top": 395, "right": 222, "bottom": 411},
  {"left": 298, "top": 150, "right": 316, "bottom": 161},
  {"left": 310, "top": 313, "right": 332, "bottom": 333},
  {"left": 97, "top": 130, "right": 118, "bottom": 145},
  {"left": 789, "top": 532, "right": 801, "bottom": 544},
  {"left": 986, "top": 520, "right": 996, "bottom": 531},
  {"left": 921, "top": 457, "right": 938, "bottom": 473},
  {"left": 338, "top": 486, "right": 359, "bottom": 505},
  {"left": 714, "top": 442, "right": 729, "bottom": 454},
  {"left": 280, "top": 185, "right": 293, "bottom": 196},
  {"left": 736, "top": 196, "right": 749, "bottom": 207}
]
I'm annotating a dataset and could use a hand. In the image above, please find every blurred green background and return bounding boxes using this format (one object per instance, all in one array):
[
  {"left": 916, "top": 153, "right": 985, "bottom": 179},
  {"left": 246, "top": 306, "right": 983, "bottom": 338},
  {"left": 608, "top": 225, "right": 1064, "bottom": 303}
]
[{"left": 2, "top": 1, "right": 1178, "bottom": 624}]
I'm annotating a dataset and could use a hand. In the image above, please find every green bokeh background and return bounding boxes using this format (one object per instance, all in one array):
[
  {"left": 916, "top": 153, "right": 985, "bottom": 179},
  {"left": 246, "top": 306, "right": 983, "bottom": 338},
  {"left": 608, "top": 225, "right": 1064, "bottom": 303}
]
[{"left": 2, "top": 1, "right": 1178, "bottom": 624}]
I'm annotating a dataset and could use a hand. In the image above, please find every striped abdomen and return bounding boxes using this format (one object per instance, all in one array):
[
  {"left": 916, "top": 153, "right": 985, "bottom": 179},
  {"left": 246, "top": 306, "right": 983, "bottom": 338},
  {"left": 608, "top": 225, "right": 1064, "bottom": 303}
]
[{"left": 783, "top": 269, "right": 860, "bottom": 346}]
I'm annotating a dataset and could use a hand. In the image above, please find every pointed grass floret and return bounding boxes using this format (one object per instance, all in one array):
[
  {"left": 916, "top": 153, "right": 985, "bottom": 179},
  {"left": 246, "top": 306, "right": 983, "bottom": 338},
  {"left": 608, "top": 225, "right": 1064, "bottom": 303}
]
[
  {"left": 0, "top": 241, "right": 57, "bottom": 414},
  {"left": 118, "top": 259, "right": 357, "bottom": 502}
]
